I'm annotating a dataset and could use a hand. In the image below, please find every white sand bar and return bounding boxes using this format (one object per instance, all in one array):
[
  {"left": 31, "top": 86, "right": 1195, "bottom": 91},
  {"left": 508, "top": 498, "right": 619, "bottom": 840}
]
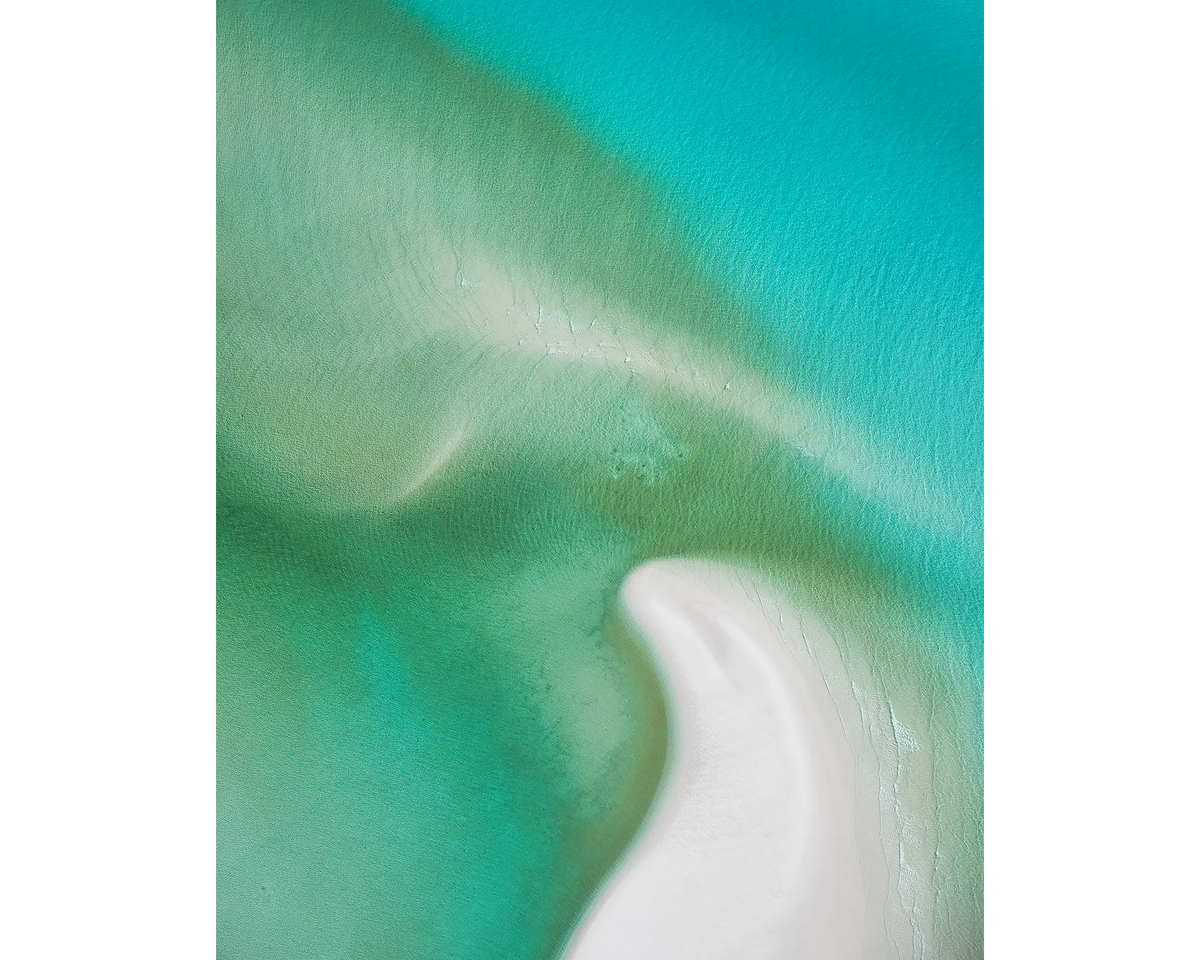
[{"left": 564, "top": 560, "right": 869, "bottom": 959}]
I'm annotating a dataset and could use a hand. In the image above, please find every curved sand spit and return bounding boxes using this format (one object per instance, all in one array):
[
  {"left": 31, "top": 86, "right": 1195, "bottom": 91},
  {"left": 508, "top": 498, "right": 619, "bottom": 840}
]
[{"left": 564, "top": 560, "right": 870, "bottom": 959}]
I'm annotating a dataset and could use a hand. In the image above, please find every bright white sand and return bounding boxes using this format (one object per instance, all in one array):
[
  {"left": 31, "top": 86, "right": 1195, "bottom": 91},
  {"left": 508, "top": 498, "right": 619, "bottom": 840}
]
[{"left": 563, "top": 560, "right": 872, "bottom": 959}]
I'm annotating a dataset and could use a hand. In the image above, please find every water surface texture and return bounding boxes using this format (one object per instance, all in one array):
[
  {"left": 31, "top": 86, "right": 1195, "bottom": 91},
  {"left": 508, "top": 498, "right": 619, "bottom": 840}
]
[{"left": 217, "top": 0, "right": 982, "bottom": 956}]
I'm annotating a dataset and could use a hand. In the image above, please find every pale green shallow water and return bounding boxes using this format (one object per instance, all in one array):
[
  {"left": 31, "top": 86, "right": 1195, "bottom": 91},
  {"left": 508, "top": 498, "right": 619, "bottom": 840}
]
[{"left": 217, "top": 0, "right": 982, "bottom": 956}]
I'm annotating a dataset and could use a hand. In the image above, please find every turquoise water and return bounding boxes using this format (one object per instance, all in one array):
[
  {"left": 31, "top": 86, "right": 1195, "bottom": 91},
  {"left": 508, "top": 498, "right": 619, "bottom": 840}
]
[
  {"left": 399, "top": 0, "right": 984, "bottom": 550},
  {"left": 217, "top": 0, "right": 983, "bottom": 955}
]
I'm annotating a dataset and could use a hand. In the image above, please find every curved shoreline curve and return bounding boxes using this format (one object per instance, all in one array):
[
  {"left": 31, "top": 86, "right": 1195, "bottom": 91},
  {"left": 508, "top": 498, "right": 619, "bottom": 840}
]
[{"left": 563, "top": 560, "right": 870, "bottom": 959}]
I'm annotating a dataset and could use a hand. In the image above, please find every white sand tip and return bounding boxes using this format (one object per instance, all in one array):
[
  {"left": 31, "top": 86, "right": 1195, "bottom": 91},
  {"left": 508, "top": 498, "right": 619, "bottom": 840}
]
[{"left": 564, "top": 560, "right": 867, "bottom": 959}]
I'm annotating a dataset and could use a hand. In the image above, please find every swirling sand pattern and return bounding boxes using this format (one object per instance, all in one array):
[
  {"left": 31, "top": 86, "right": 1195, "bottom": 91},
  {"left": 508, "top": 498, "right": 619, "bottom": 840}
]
[{"left": 217, "top": 1, "right": 982, "bottom": 956}]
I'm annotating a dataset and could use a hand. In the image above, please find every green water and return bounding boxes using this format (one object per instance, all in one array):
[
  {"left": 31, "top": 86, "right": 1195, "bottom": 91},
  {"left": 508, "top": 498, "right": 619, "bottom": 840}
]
[{"left": 217, "top": 0, "right": 982, "bottom": 955}]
